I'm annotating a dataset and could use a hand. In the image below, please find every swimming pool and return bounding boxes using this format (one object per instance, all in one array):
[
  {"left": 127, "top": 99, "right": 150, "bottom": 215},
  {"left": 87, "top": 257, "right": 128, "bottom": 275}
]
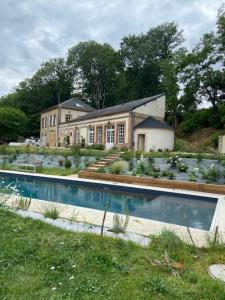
[{"left": 0, "top": 173, "right": 218, "bottom": 230}]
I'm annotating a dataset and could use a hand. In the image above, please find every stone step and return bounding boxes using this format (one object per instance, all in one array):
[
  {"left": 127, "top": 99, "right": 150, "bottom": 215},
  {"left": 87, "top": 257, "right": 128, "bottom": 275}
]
[
  {"left": 86, "top": 167, "right": 99, "bottom": 170},
  {"left": 93, "top": 165, "right": 107, "bottom": 168}
]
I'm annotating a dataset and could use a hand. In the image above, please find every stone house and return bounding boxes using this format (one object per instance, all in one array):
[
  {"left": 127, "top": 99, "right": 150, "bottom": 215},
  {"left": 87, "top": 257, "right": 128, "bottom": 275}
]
[{"left": 40, "top": 94, "right": 174, "bottom": 151}]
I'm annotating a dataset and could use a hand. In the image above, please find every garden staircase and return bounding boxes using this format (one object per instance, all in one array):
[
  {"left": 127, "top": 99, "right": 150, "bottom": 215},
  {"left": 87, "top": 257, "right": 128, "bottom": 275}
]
[{"left": 84, "top": 152, "right": 121, "bottom": 172}]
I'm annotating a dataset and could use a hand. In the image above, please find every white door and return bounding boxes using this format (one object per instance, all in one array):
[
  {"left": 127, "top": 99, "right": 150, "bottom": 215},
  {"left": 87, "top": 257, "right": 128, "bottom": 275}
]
[{"left": 106, "top": 126, "right": 115, "bottom": 149}]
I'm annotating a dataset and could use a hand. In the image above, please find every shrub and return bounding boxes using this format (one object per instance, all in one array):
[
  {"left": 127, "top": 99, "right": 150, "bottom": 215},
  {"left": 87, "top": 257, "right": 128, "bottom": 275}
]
[
  {"left": 152, "top": 172, "right": 159, "bottom": 178},
  {"left": 210, "top": 132, "right": 220, "bottom": 148},
  {"left": 64, "top": 159, "right": 72, "bottom": 169},
  {"left": 135, "top": 150, "right": 142, "bottom": 160},
  {"left": 135, "top": 161, "right": 146, "bottom": 175},
  {"left": 161, "top": 170, "right": 169, "bottom": 177},
  {"left": 58, "top": 158, "right": 64, "bottom": 167},
  {"left": 177, "top": 163, "right": 188, "bottom": 172},
  {"left": 86, "top": 144, "right": 104, "bottom": 150},
  {"left": 111, "top": 161, "right": 128, "bottom": 175},
  {"left": 178, "top": 109, "right": 211, "bottom": 135},
  {"left": 147, "top": 157, "right": 154, "bottom": 164},
  {"left": 153, "top": 165, "right": 160, "bottom": 172},
  {"left": 200, "top": 164, "right": 222, "bottom": 182},
  {"left": 120, "top": 146, "right": 129, "bottom": 152},
  {"left": 44, "top": 206, "right": 59, "bottom": 220},
  {"left": 97, "top": 167, "right": 107, "bottom": 173},
  {"left": 121, "top": 151, "right": 134, "bottom": 161},
  {"left": 70, "top": 144, "right": 81, "bottom": 156},
  {"left": 167, "top": 171, "right": 175, "bottom": 180},
  {"left": 166, "top": 156, "right": 182, "bottom": 167}
]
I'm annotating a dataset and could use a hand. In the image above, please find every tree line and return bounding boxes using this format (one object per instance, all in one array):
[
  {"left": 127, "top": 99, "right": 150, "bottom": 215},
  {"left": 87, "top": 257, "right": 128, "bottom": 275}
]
[{"left": 0, "top": 5, "right": 224, "bottom": 141}]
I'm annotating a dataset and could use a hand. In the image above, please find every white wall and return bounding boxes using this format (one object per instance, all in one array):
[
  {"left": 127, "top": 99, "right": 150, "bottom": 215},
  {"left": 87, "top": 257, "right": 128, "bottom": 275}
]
[
  {"left": 134, "top": 95, "right": 165, "bottom": 118},
  {"left": 134, "top": 128, "right": 174, "bottom": 151}
]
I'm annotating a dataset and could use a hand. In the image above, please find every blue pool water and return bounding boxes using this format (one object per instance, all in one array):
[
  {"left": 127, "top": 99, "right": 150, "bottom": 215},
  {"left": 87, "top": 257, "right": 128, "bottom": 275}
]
[{"left": 0, "top": 173, "right": 218, "bottom": 230}]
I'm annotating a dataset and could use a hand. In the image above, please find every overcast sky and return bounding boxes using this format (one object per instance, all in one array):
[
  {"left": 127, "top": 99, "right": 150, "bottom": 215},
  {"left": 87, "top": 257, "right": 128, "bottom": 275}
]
[{"left": 0, "top": 0, "right": 224, "bottom": 96}]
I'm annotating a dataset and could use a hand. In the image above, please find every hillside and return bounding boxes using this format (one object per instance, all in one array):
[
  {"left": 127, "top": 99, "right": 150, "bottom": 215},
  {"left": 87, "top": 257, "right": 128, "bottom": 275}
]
[{"left": 175, "top": 128, "right": 225, "bottom": 153}]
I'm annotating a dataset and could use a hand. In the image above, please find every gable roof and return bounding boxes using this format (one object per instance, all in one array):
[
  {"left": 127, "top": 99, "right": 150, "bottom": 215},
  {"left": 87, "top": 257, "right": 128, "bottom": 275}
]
[
  {"left": 41, "top": 98, "right": 95, "bottom": 113},
  {"left": 135, "top": 116, "right": 173, "bottom": 130},
  {"left": 67, "top": 94, "right": 164, "bottom": 123}
]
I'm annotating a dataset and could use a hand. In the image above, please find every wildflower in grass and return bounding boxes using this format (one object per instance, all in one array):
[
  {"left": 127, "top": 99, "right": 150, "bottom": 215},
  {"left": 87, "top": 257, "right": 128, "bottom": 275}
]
[
  {"left": 69, "top": 275, "right": 74, "bottom": 280},
  {"left": 50, "top": 266, "right": 55, "bottom": 270},
  {"left": 52, "top": 287, "right": 56, "bottom": 291}
]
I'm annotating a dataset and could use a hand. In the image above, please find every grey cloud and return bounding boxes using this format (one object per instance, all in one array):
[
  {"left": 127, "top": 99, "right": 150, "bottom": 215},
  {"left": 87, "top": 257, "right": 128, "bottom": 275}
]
[{"left": 0, "top": 0, "right": 223, "bottom": 96}]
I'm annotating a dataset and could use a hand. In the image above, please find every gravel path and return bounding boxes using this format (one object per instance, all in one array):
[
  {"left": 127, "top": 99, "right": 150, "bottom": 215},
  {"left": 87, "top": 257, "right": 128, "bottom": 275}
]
[{"left": 15, "top": 209, "right": 150, "bottom": 247}]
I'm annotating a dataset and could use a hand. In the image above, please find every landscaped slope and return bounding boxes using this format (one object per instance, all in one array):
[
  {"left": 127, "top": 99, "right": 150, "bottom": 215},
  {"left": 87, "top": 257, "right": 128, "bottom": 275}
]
[{"left": 0, "top": 208, "right": 225, "bottom": 299}]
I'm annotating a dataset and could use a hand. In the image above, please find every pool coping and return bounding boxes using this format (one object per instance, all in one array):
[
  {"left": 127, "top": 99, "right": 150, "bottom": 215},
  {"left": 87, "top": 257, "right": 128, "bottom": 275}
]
[{"left": 1, "top": 170, "right": 225, "bottom": 247}]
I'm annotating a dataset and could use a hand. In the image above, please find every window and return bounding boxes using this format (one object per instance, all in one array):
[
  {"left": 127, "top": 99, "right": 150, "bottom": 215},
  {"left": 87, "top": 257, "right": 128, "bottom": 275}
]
[
  {"left": 117, "top": 124, "right": 125, "bottom": 144},
  {"left": 88, "top": 127, "right": 95, "bottom": 144},
  {"left": 97, "top": 127, "right": 103, "bottom": 144},
  {"left": 44, "top": 117, "right": 48, "bottom": 128},
  {"left": 49, "top": 115, "right": 52, "bottom": 126},
  {"left": 53, "top": 114, "right": 56, "bottom": 126},
  {"left": 65, "top": 114, "right": 71, "bottom": 122},
  {"left": 42, "top": 118, "right": 44, "bottom": 128}
]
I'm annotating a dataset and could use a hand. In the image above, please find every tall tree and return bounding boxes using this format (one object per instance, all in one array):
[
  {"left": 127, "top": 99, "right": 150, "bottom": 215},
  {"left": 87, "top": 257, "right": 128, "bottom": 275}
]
[
  {"left": 180, "top": 29, "right": 225, "bottom": 119},
  {"left": 119, "top": 22, "right": 184, "bottom": 100},
  {"left": 160, "top": 49, "right": 186, "bottom": 127},
  {"left": 0, "top": 107, "right": 27, "bottom": 143},
  {"left": 67, "top": 41, "right": 121, "bottom": 109}
]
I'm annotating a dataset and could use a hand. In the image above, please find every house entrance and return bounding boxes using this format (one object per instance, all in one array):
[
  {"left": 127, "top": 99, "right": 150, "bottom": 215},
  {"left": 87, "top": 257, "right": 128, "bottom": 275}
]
[
  {"left": 138, "top": 134, "right": 145, "bottom": 151},
  {"left": 106, "top": 126, "right": 115, "bottom": 149}
]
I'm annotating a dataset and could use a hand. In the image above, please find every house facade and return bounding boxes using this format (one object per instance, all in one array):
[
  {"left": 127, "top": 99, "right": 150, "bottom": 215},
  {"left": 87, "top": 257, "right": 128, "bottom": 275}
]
[{"left": 40, "top": 94, "right": 174, "bottom": 151}]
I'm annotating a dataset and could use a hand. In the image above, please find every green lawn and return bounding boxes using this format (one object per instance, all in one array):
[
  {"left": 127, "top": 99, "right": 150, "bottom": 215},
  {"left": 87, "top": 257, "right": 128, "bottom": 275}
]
[
  {"left": 0, "top": 164, "right": 78, "bottom": 176},
  {"left": 0, "top": 145, "right": 109, "bottom": 157},
  {"left": 1, "top": 208, "right": 225, "bottom": 299}
]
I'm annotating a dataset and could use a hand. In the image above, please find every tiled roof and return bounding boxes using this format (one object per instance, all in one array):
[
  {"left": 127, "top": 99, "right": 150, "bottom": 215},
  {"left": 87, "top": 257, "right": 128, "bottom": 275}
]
[
  {"left": 41, "top": 98, "right": 94, "bottom": 113},
  {"left": 135, "top": 116, "right": 173, "bottom": 130},
  {"left": 60, "top": 99, "right": 94, "bottom": 111},
  {"left": 68, "top": 94, "right": 164, "bottom": 123}
]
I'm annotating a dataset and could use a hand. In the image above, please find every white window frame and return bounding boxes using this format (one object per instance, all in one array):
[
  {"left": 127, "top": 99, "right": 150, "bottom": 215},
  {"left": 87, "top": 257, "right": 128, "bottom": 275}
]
[
  {"left": 117, "top": 124, "right": 125, "bottom": 144},
  {"left": 97, "top": 127, "right": 103, "bottom": 144},
  {"left": 88, "top": 127, "right": 95, "bottom": 144}
]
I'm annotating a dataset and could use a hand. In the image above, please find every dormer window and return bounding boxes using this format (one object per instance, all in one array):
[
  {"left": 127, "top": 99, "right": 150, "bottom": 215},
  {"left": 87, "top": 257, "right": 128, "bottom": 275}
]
[{"left": 65, "top": 114, "right": 71, "bottom": 122}]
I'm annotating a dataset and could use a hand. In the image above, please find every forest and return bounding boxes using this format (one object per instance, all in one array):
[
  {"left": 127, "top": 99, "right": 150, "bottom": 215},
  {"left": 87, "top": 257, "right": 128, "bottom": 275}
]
[{"left": 0, "top": 5, "right": 224, "bottom": 142}]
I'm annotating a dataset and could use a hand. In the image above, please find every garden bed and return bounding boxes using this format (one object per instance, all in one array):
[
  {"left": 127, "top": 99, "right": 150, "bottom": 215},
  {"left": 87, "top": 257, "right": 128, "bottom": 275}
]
[
  {"left": 95, "top": 153, "right": 225, "bottom": 186},
  {"left": 79, "top": 171, "right": 225, "bottom": 195}
]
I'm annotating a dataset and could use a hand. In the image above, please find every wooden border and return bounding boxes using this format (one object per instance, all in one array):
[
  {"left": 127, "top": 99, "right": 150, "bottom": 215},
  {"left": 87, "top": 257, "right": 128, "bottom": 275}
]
[{"left": 79, "top": 172, "right": 225, "bottom": 195}]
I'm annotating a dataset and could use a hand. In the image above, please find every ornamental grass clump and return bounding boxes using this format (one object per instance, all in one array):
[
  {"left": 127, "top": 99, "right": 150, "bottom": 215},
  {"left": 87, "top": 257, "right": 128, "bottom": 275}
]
[
  {"left": 111, "top": 161, "right": 128, "bottom": 175},
  {"left": 17, "top": 197, "right": 31, "bottom": 210},
  {"left": 44, "top": 206, "right": 60, "bottom": 220},
  {"left": 110, "top": 213, "right": 129, "bottom": 234}
]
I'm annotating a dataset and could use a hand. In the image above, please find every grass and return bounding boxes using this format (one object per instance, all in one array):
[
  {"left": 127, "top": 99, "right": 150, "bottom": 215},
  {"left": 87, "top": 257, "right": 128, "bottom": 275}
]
[
  {"left": 0, "top": 164, "right": 78, "bottom": 176},
  {"left": 43, "top": 205, "right": 60, "bottom": 219},
  {"left": 0, "top": 145, "right": 109, "bottom": 157},
  {"left": 1, "top": 208, "right": 225, "bottom": 299},
  {"left": 39, "top": 167, "right": 78, "bottom": 176}
]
